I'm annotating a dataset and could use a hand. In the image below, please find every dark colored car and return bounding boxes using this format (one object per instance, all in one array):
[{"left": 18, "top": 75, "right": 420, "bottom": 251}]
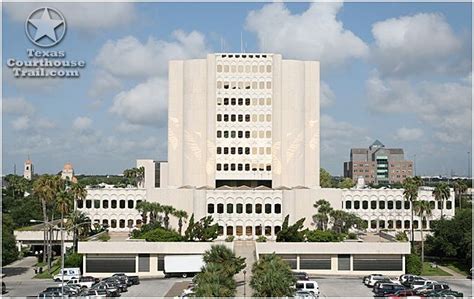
[
  {"left": 92, "top": 282, "right": 120, "bottom": 296},
  {"left": 372, "top": 278, "right": 394, "bottom": 291},
  {"left": 103, "top": 277, "right": 128, "bottom": 292},
  {"left": 112, "top": 273, "right": 131, "bottom": 286},
  {"left": 424, "top": 289, "right": 463, "bottom": 297},
  {"left": 373, "top": 283, "right": 406, "bottom": 297},
  {"left": 385, "top": 289, "right": 418, "bottom": 299},
  {"left": 128, "top": 276, "right": 140, "bottom": 285},
  {"left": 363, "top": 274, "right": 383, "bottom": 284},
  {"left": 81, "top": 275, "right": 100, "bottom": 285},
  {"left": 38, "top": 291, "right": 62, "bottom": 298},
  {"left": 292, "top": 272, "right": 309, "bottom": 281}
]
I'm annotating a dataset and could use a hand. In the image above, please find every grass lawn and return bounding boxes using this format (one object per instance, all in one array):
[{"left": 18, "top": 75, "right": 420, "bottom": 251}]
[
  {"left": 441, "top": 261, "right": 470, "bottom": 276},
  {"left": 421, "top": 262, "right": 452, "bottom": 276},
  {"left": 34, "top": 262, "right": 61, "bottom": 279}
]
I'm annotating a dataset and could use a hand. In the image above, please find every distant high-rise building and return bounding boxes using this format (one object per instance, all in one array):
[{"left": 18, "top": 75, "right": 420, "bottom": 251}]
[
  {"left": 23, "top": 159, "right": 34, "bottom": 180},
  {"left": 343, "top": 140, "right": 413, "bottom": 185}
]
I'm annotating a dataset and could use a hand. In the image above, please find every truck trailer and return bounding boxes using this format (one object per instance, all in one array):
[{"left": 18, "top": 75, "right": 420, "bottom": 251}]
[{"left": 164, "top": 255, "right": 204, "bottom": 278}]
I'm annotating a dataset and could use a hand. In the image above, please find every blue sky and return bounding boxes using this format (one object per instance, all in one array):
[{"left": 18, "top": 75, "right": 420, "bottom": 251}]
[{"left": 2, "top": 2, "right": 472, "bottom": 176}]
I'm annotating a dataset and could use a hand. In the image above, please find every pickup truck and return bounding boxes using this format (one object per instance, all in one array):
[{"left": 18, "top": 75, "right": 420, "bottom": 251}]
[{"left": 57, "top": 278, "right": 95, "bottom": 289}]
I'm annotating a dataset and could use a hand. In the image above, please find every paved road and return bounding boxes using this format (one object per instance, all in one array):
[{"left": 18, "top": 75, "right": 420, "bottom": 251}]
[
  {"left": 234, "top": 240, "right": 255, "bottom": 297},
  {"left": 2, "top": 256, "right": 37, "bottom": 281}
]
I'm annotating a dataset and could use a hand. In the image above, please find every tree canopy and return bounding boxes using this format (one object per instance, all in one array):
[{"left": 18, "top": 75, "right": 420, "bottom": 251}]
[{"left": 250, "top": 253, "right": 296, "bottom": 297}]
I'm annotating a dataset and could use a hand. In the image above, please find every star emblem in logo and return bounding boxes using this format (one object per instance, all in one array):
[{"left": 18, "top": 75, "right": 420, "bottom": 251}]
[{"left": 25, "top": 7, "right": 66, "bottom": 48}]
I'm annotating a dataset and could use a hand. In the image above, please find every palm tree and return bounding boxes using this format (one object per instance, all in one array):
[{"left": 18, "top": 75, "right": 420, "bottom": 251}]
[
  {"left": 161, "top": 205, "right": 176, "bottom": 230},
  {"left": 403, "top": 177, "right": 419, "bottom": 247},
  {"left": 136, "top": 201, "right": 151, "bottom": 225},
  {"left": 313, "top": 199, "right": 333, "bottom": 230},
  {"left": 66, "top": 210, "right": 90, "bottom": 252},
  {"left": 453, "top": 181, "right": 467, "bottom": 209},
  {"left": 33, "top": 175, "right": 56, "bottom": 268},
  {"left": 123, "top": 168, "right": 137, "bottom": 186},
  {"left": 203, "top": 245, "right": 246, "bottom": 276},
  {"left": 149, "top": 202, "right": 163, "bottom": 224},
  {"left": 70, "top": 183, "right": 87, "bottom": 212},
  {"left": 413, "top": 200, "right": 432, "bottom": 265},
  {"left": 173, "top": 210, "right": 188, "bottom": 235},
  {"left": 250, "top": 253, "right": 295, "bottom": 297},
  {"left": 432, "top": 182, "right": 450, "bottom": 219},
  {"left": 136, "top": 167, "right": 145, "bottom": 188}
]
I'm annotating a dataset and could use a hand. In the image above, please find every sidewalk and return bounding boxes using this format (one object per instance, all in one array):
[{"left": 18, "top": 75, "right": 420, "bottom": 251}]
[
  {"left": 434, "top": 265, "right": 467, "bottom": 279},
  {"left": 234, "top": 240, "right": 256, "bottom": 297},
  {"left": 2, "top": 256, "right": 37, "bottom": 282}
]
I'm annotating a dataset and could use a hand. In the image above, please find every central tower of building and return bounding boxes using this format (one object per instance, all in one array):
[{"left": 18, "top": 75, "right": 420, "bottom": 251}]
[{"left": 167, "top": 53, "right": 320, "bottom": 189}]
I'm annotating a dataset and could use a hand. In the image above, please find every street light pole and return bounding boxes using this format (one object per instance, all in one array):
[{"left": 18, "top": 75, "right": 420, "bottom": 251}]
[{"left": 243, "top": 269, "right": 247, "bottom": 297}]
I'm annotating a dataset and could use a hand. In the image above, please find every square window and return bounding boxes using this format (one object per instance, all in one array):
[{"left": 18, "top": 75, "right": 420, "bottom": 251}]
[
  {"left": 216, "top": 164, "right": 221, "bottom": 171},
  {"left": 231, "top": 164, "right": 236, "bottom": 171},
  {"left": 245, "top": 164, "right": 250, "bottom": 171},
  {"left": 217, "top": 131, "right": 222, "bottom": 138},
  {"left": 266, "top": 98, "right": 272, "bottom": 105},
  {"left": 238, "top": 131, "right": 243, "bottom": 138}
]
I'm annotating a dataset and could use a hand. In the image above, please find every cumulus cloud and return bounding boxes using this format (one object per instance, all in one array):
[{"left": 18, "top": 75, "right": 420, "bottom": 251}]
[
  {"left": 110, "top": 77, "right": 168, "bottom": 126},
  {"left": 320, "top": 81, "right": 335, "bottom": 108},
  {"left": 11, "top": 116, "right": 31, "bottom": 131},
  {"left": 88, "top": 71, "right": 122, "bottom": 104},
  {"left": 73, "top": 116, "right": 93, "bottom": 131},
  {"left": 4, "top": 3, "right": 136, "bottom": 30},
  {"left": 395, "top": 127, "right": 424, "bottom": 141},
  {"left": 366, "top": 75, "right": 471, "bottom": 144},
  {"left": 3, "top": 97, "right": 35, "bottom": 115},
  {"left": 371, "top": 13, "right": 467, "bottom": 77},
  {"left": 245, "top": 2, "right": 368, "bottom": 67},
  {"left": 95, "top": 31, "right": 210, "bottom": 79}
]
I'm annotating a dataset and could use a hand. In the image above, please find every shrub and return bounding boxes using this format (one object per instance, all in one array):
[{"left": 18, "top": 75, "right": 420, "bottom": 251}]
[
  {"left": 396, "top": 231, "right": 408, "bottom": 242},
  {"left": 406, "top": 253, "right": 422, "bottom": 275},
  {"left": 140, "top": 227, "right": 183, "bottom": 242},
  {"left": 98, "top": 232, "right": 110, "bottom": 242},
  {"left": 65, "top": 253, "right": 82, "bottom": 267},
  {"left": 225, "top": 235, "right": 234, "bottom": 242},
  {"left": 256, "top": 235, "right": 267, "bottom": 242},
  {"left": 347, "top": 232, "right": 357, "bottom": 240},
  {"left": 306, "top": 230, "right": 345, "bottom": 242}
]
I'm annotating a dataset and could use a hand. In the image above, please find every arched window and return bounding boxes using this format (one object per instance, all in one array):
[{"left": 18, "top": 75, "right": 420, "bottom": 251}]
[
  {"left": 218, "top": 226, "right": 224, "bottom": 236},
  {"left": 370, "top": 201, "right": 377, "bottom": 209},
  {"left": 207, "top": 203, "right": 214, "bottom": 214},
  {"left": 246, "top": 204, "right": 252, "bottom": 214},
  {"left": 345, "top": 201, "right": 352, "bottom": 209},
  {"left": 404, "top": 201, "right": 410, "bottom": 209},
  {"left": 429, "top": 201, "right": 435, "bottom": 209},
  {"left": 396, "top": 201, "right": 402, "bottom": 209},
  {"left": 404, "top": 220, "right": 410, "bottom": 229},
  {"left": 128, "top": 200, "right": 134, "bottom": 209},
  {"left": 388, "top": 201, "right": 394, "bottom": 210},
  {"left": 246, "top": 226, "right": 252, "bottom": 236},
  {"left": 226, "top": 226, "right": 234, "bottom": 236},
  {"left": 379, "top": 201, "right": 385, "bottom": 209},
  {"left": 102, "top": 219, "right": 108, "bottom": 227},
  {"left": 236, "top": 204, "right": 243, "bottom": 214},
  {"left": 77, "top": 200, "right": 83, "bottom": 209},
  {"left": 94, "top": 200, "right": 100, "bottom": 209},
  {"left": 236, "top": 226, "right": 243, "bottom": 236},
  {"left": 227, "top": 203, "right": 233, "bottom": 214},
  {"left": 127, "top": 219, "right": 134, "bottom": 228},
  {"left": 111, "top": 219, "right": 117, "bottom": 228},
  {"left": 274, "top": 204, "right": 281, "bottom": 214},
  {"left": 86, "top": 200, "right": 92, "bottom": 209},
  {"left": 274, "top": 226, "right": 281, "bottom": 235},
  {"left": 264, "top": 226, "right": 272, "bottom": 236},
  {"left": 120, "top": 200, "right": 125, "bottom": 209},
  {"left": 111, "top": 200, "right": 117, "bottom": 209},
  {"left": 354, "top": 201, "right": 360, "bottom": 210},
  {"left": 255, "top": 204, "right": 262, "bottom": 214},
  {"left": 265, "top": 204, "right": 271, "bottom": 214},
  {"left": 446, "top": 201, "right": 452, "bottom": 209},
  {"left": 102, "top": 200, "right": 109, "bottom": 209},
  {"left": 370, "top": 220, "right": 377, "bottom": 229},
  {"left": 379, "top": 220, "right": 385, "bottom": 229},
  {"left": 119, "top": 219, "right": 125, "bottom": 228},
  {"left": 413, "top": 220, "right": 419, "bottom": 229},
  {"left": 396, "top": 220, "right": 402, "bottom": 229},
  {"left": 362, "top": 201, "right": 368, "bottom": 210},
  {"left": 217, "top": 204, "right": 224, "bottom": 214},
  {"left": 387, "top": 220, "right": 393, "bottom": 229}
]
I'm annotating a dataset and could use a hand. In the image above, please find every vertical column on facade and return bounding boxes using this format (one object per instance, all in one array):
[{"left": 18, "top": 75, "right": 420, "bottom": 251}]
[{"left": 296, "top": 255, "right": 300, "bottom": 270}]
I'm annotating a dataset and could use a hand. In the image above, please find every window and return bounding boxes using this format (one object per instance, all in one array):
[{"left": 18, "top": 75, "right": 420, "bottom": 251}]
[
  {"left": 238, "top": 131, "right": 243, "bottom": 138},
  {"left": 128, "top": 200, "right": 134, "bottom": 209},
  {"left": 224, "top": 148, "right": 229, "bottom": 155},
  {"left": 370, "top": 201, "right": 376, "bottom": 209},
  {"left": 218, "top": 226, "right": 224, "bottom": 236},
  {"left": 396, "top": 201, "right": 402, "bottom": 209},
  {"left": 216, "top": 164, "right": 222, "bottom": 171},
  {"left": 231, "top": 164, "right": 236, "bottom": 171},
  {"left": 437, "top": 201, "right": 443, "bottom": 209},
  {"left": 265, "top": 203, "right": 271, "bottom": 214},
  {"left": 246, "top": 226, "right": 252, "bottom": 236},
  {"left": 128, "top": 219, "right": 134, "bottom": 228},
  {"left": 227, "top": 203, "right": 233, "bottom": 214},
  {"left": 255, "top": 226, "right": 262, "bottom": 236},
  {"left": 94, "top": 200, "right": 100, "bottom": 209},
  {"left": 404, "top": 201, "right": 410, "bottom": 209},
  {"left": 217, "top": 131, "right": 222, "bottom": 138},
  {"left": 345, "top": 201, "right": 352, "bottom": 209},
  {"left": 388, "top": 220, "right": 393, "bottom": 229},
  {"left": 265, "top": 226, "right": 272, "bottom": 236},
  {"left": 238, "top": 147, "right": 243, "bottom": 155},
  {"left": 217, "top": 114, "right": 222, "bottom": 122},
  {"left": 231, "top": 131, "right": 236, "bottom": 138},
  {"left": 255, "top": 204, "right": 262, "bottom": 214},
  {"left": 102, "top": 200, "right": 108, "bottom": 209},
  {"left": 231, "top": 148, "right": 236, "bottom": 155},
  {"left": 217, "top": 147, "right": 222, "bottom": 155},
  {"left": 354, "top": 201, "right": 360, "bottom": 210},
  {"left": 429, "top": 201, "right": 435, "bottom": 209},
  {"left": 86, "top": 200, "right": 92, "bottom": 209},
  {"left": 246, "top": 204, "right": 252, "bottom": 214},
  {"left": 237, "top": 204, "right": 243, "bottom": 214},
  {"left": 274, "top": 226, "right": 281, "bottom": 235},
  {"left": 119, "top": 219, "right": 125, "bottom": 228},
  {"left": 207, "top": 203, "right": 214, "bottom": 214},
  {"left": 371, "top": 220, "right": 377, "bottom": 229},
  {"left": 379, "top": 201, "right": 385, "bottom": 209},
  {"left": 224, "top": 114, "right": 229, "bottom": 122},
  {"left": 111, "top": 219, "right": 117, "bottom": 228},
  {"left": 413, "top": 220, "right": 419, "bottom": 229},
  {"left": 388, "top": 201, "right": 394, "bottom": 210},
  {"left": 227, "top": 226, "right": 234, "bottom": 236},
  {"left": 102, "top": 219, "right": 108, "bottom": 227},
  {"left": 231, "top": 115, "right": 236, "bottom": 122},
  {"left": 446, "top": 201, "right": 452, "bottom": 209},
  {"left": 120, "top": 200, "right": 125, "bottom": 209},
  {"left": 245, "top": 131, "right": 250, "bottom": 138},
  {"left": 217, "top": 203, "right": 224, "bottom": 214},
  {"left": 362, "top": 201, "right": 368, "bottom": 210},
  {"left": 396, "top": 220, "right": 402, "bottom": 229},
  {"left": 379, "top": 220, "right": 385, "bottom": 229},
  {"left": 77, "top": 200, "right": 83, "bottom": 209},
  {"left": 404, "top": 220, "right": 410, "bottom": 229},
  {"left": 236, "top": 226, "right": 243, "bottom": 236},
  {"left": 275, "top": 204, "right": 281, "bottom": 214}
]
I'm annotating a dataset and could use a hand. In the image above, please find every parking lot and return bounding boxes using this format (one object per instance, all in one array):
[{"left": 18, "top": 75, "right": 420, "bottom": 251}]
[{"left": 3, "top": 275, "right": 472, "bottom": 297}]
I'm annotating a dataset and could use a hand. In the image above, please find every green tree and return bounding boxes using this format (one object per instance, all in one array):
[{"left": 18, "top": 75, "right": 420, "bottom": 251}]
[
  {"left": 184, "top": 215, "right": 219, "bottom": 242},
  {"left": 338, "top": 178, "right": 355, "bottom": 189},
  {"left": 329, "top": 210, "right": 366, "bottom": 234},
  {"left": 140, "top": 227, "right": 183, "bottom": 242},
  {"left": 312, "top": 199, "right": 333, "bottom": 230},
  {"left": 66, "top": 210, "right": 91, "bottom": 252},
  {"left": 413, "top": 200, "right": 432, "bottom": 264},
  {"left": 453, "top": 181, "right": 468, "bottom": 209},
  {"left": 395, "top": 231, "right": 408, "bottom": 242},
  {"left": 403, "top": 177, "right": 421, "bottom": 246},
  {"left": 203, "top": 245, "right": 246, "bottom": 276},
  {"left": 432, "top": 182, "right": 450, "bottom": 219},
  {"left": 320, "top": 168, "right": 334, "bottom": 188},
  {"left": 194, "top": 263, "right": 236, "bottom": 297},
  {"left": 250, "top": 253, "right": 296, "bottom": 297},
  {"left": 406, "top": 253, "right": 422, "bottom": 275},
  {"left": 2, "top": 214, "right": 18, "bottom": 265},
  {"left": 123, "top": 166, "right": 145, "bottom": 187},
  {"left": 276, "top": 215, "right": 306, "bottom": 242},
  {"left": 136, "top": 201, "right": 151, "bottom": 224},
  {"left": 173, "top": 209, "right": 188, "bottom": 235}
]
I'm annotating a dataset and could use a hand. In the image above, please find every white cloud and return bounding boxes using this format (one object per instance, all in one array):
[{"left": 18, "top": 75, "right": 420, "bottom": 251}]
[
  {"left": 5, "top": 3, "right": 136, "bottom": 30},
  {"left": 366, "top": 75, "right": 471, "bottom": 144},
  {"left": 73, "top": 116, "right": 93, "bottom": 131},
  {"left": 116, "top": 122, "right": 142, "bottom": 133},
  {"left": 3, "top": 97, "right": 35, "bottom": 115},
  {"left": 37, "top": 118, "right": 56, "bottom": 129},
  {"left": 11, "top": 116, "right": 31, "bottom": 131},
  {"left": 110, "top": 77, "right": 168, "bottom": 126},
  {"left": 95, "top": 31, "right": 210, "bottom": 79},
  {"left": 88, "top": 71, "right": 122, "bottom": 103},
  {"left": 245, "top": 2, "right": 368, "bottom": 67},
  {"left": 395, "top": 127, "right": 424, "bottom": 141},
  {"left": 320, "top": 81, "right": 335, "bottom": 108},
  {"left": 371, "top": 13, "right": 466, "bottom": 77}
]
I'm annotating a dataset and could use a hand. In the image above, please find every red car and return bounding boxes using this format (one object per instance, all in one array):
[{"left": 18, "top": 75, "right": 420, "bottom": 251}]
[{"left": 386, "top": 289, "right": 423, "bottom": 299}]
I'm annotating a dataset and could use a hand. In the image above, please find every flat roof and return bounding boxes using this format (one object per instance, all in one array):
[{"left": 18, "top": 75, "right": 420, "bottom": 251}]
[{"left": 78, "top": 241, "right": 233, "bottom": 254}]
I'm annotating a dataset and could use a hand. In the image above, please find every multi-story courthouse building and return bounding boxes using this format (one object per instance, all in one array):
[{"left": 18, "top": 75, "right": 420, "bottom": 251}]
[
  {"left": 343, "top": 140, "right": 414, "bottom": 185},
  {"left": 77, "top": 53, "right": 453, "bottom": 240}
]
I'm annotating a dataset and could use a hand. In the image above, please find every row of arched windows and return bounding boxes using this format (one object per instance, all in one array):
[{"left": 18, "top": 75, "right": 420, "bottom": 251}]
[
  {"left": 97, "top": 218, "right": 142, "bottom": 229},
  {"left": 217, "top": 225, "right": 281, "bottom": 236},
  {"left": 78, "top": 199, "right": 142, "bottom": 210},
  {"left": 345, "top": 200, "right": 452, "bottom": 210},
  {"left": 364, "top": 219, "right": 432, "bottom": 230},
  {"left": 208, "top": 203, "right": 281, "bottom": 215}
]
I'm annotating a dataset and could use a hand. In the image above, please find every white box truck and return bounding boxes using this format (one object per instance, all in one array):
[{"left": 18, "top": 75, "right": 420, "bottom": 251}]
[
  {"left": 53, "top": 267, "right": 81, "bottom": 282},
  {"left": 164, "top": 255, "right": 204, "bottom": 278}
]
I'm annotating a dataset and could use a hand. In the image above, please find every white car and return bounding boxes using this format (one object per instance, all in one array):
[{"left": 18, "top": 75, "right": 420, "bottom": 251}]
[
  {"left": 295, "top": 280, "right": 319, "bottom": 296},
  {"left": 53, "top": 268, "right": 81, "bottom": 282},
  {"left": 366, "top": 275, "right": 387, "bottom": 287}
]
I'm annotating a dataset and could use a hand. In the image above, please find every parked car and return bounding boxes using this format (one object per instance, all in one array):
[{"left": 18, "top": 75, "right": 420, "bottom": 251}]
[
  {"left": 373, "top": 278, "right": 398, "bottom": 290},
  {"left": 294, "top": 290, "right": 317, "bottom": 298},
  {"left": 79, "top": 289, "right": 111, "bottom": 298},
  {"left": 43, "top": 286, "right": 78, "bottom": 296},
  {"left": 38, "top": 291, "right": 62, "bottom": 298},
  {"left": 58, "top": 278, "right": 93, "bottom": 289},
  {"left": 81, "top": 276, "right": 100, "bottom": 285},
  {"left": 363, "top": 274, "right": 383, "bottom": 284},
  {"left": 423, "top": 289, "right": 463, "bottom": 298},
  {"left": 112, "top": 273, "right": 131, "bottom": 286},
  {"left": 295, "top": 280, "right": 319, "bottom": 296},
  {"left": 414, "top": 282, "right": 450, "bottom": 294},
  {"left": 366, "top": 275, "right": 388, "bottom": 287},
  {"left": 372, "top": 283, "right": 406, "bottom": 297},
  {"left": 410, "top": 279, "right": 436, "bottom": 289},
  {"left": 385, "top": 289, "right": 423, "bottom": 299},
  {"left": 102, "top": 277, "right": 128, "bottom": 292},
  {"left": 292, "top": 271, "right": 309, "bottom": 281},
  {"left": 53, "top": 267, "right": 81, "bottom": 282},
  {"left": 128, "top": 275, "right": 140, "bottom": 285},
  {"left": 91, "top": 282, "right": 120, "bottom": 296},
  {"left": 399, "top": 274, "right": 423, "bottom": 286}
]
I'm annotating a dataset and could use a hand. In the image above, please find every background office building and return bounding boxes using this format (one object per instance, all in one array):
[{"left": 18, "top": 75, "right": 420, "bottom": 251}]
[{"left": 343, "top": 140, "right": 413, "bottom": 185}]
